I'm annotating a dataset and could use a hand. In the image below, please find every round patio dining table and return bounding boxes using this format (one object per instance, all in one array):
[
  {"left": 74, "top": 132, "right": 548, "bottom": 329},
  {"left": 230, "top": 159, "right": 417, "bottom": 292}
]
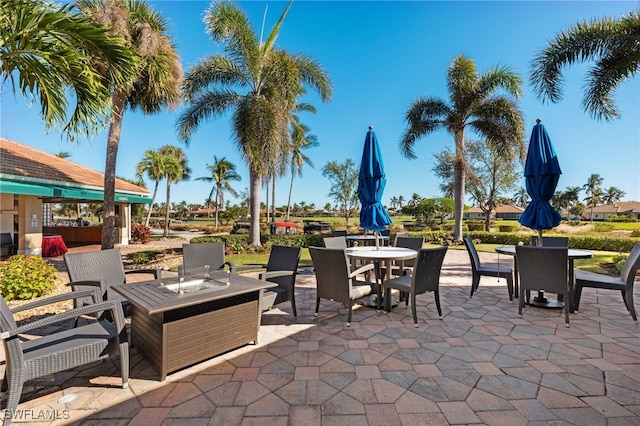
[
  {"left": 495, "top": 246, "right": 593, "bottom": 312},
  {"left": 345, "top": 246, "right": 418, "bottom": 310}
]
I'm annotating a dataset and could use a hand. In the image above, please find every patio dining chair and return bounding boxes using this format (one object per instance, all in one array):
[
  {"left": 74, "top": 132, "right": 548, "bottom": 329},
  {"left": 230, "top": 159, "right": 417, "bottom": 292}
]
[
  {"left": 0, "top": 288, "right": 128, "bottom": 426},
  {"left": 531, "top": 236, "right": 569, "bottom": 247},
  {"left": 64, "top": 248, "right": 161, "bottom": 321},
  {"left": 323, "top": 236, "right": 347, "bottom": 249},
  {"left": 574, "top": 243, "right": 640, "bottom": 322},
  {"left": 383, "top": 245, "right": 448, "bottom": 326},
  {"left": 464, "top": 236, "right": 514, "bottom": 301},
  {"left": 258, "top": 245, "right": 302, "bottom": 317},
  {"left": 386, "top": 236, "right": 424, "bottom": 277},
  {"left": 309, "top": 246, "right": 376, "bottom": 326},
  {"left": 516, "top": 245, "right": 570, "bottom": 326}
]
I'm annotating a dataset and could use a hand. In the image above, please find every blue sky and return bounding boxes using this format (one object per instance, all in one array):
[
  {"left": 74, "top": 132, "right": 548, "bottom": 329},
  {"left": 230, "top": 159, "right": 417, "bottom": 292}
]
[{"left": 2, "top": 1, "right": 639, "bottom": 210}]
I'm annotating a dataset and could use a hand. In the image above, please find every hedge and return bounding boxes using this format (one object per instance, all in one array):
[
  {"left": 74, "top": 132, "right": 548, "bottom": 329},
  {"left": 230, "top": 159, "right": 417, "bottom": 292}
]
[{"left": 190, "top": 231, "right": 640, "bottom": 253}]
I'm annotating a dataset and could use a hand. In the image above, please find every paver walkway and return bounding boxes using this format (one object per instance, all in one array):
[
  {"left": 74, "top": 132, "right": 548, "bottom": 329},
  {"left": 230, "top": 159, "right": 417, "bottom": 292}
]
[{"left": 2, "top": 247, "right": 639, "bottom": 425}]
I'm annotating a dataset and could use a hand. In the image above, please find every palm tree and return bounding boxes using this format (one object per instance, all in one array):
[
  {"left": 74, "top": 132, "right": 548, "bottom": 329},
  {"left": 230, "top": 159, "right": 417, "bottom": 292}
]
[
  {"left": 76, "top": 0, "right": 182, "bottom": 249},
  {"left": 400, "top": 54, "right": 525, "bottom": 240},
  {"left": 135, "top": 149, "right": 169, "bottom": 227},
  {"left": 55, "top": 152, "right": 72, "bottom": 159},
  {"left": 159, "top": 146, "right": 191, "bottom": 237},
  {"left": 1, "top": 0, "right": 135, "bottom": 140},
  {"left": 398, "top": 195, "right": 405, "bottom": 210},
  {"left": 195, "top": 156, "right": 241, "bottom": 230},
  {"left": 583, "top": 173, "right": 604, "bottom": 222},
  {"left": 512, "top": 187, "right": 529, "bottom": 208},
  {"left": 530, "top": 11, "right": 640, "bottom": 121},
  {"left": 176, "top": 1, "right": 332, "bottom": 246},
  {"left": 286, "top": 119, "right": 318, "bottom": 221},
  {"left": 602, "top": 186, "right": 626, "bottom": 205}
]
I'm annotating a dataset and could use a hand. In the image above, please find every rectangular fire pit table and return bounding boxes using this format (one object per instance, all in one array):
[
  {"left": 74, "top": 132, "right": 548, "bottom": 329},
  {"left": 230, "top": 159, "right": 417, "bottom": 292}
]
[{"left": 112, "top": 272, "right": 275, "bottom": 381}]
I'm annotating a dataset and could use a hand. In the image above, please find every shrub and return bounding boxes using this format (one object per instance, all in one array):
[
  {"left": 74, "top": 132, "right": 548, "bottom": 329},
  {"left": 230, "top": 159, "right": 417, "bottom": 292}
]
[
  {"left": 498, "top": 225, "right": 517, "bottom": 233},
  {"left": 131, "top": 224, "right": 152, "bottom": 244},
  {"left": 126, "top": 250, "right": 162, "bottom": 264},
  {"left": 630, "top": 229, "right": 640, "bottom": 238},
  {"left": 593, "top": 223, "right": 615, "bottom": 233},
  {"left": 0, "top": 255, "right": 57, "bottom": 300}
]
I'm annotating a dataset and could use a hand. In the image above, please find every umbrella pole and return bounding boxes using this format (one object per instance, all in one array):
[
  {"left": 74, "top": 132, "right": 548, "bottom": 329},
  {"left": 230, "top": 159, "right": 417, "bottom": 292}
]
[
  {"left": 534, "top": 229, "right": 547, "bottom": 303},
  {"left": 375, "top": 231, "right": 380, "bottom": 250}
]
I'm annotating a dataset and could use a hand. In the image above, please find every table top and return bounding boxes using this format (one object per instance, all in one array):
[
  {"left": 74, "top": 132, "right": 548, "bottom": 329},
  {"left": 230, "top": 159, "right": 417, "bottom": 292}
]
[
  {"left": 345, "top": 235, "right": 390, "bottom": 241},
  {"left": 112, "top": 272, "right": 276, "bottom": 315},
  {"left": 495, "top": 246, "right": 593, "bottom": 259},
  {"left": 345, "top": 246, "right": 417, "bottom": 261}
]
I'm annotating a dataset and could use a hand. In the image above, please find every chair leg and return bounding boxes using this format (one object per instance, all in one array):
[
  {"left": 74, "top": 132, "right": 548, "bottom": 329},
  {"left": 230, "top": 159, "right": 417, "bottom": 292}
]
[
  {"left": 564, "top": 291, "right": 570, "bottom": 327},
  {"left": 290, "top": 292, "right": 297, "bottom": 317},
  {"left": 410, "top": 293, "right": 418, "bottom": 327},
  {"left": 434, "top": 289, "right": 442, "bottom": 319},
  {"left": 347, "top": 303, "right": 353, "bottom": 327},
  {"left": 119, "top": 341, "right": 130, "bottom": 389},
  {"left": 314, "top": 297, "right": 320, "bottom": 316},
  {"left": 574, "top": 285, "right": 583, "bottom": 311},
  {"left": 470, "top": 274, "right": 479, "bottom": 297},
  {"left": 384, "top": 288, "right": 392, "bottom": 312},
  {"left": 624, "top": 289, "right": 637, "bottom": 322},
  {"left": 5, "top": 366, "right": 25, "bottom": 426},
  {"left": 518, "top": 289, "right": 525, "bottom": 316},
  {"left": 506, "top": 275, "right": 514, "bottom": 302}
]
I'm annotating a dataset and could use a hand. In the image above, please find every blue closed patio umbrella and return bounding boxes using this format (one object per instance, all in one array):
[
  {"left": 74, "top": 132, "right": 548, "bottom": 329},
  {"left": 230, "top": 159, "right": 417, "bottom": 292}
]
[
  {"left": 519, "top": 119, "right": 562, "bottom": 239},
  {"left": 358, "top": 126, "right": 392, "bottom": 249}
]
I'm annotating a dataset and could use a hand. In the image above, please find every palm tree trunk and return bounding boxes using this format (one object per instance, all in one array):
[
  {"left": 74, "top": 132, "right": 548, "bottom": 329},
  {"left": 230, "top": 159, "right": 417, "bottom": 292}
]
[
  {"left": 249, "top": 170, "right": 262, "bottom": 246},
  {"left": 164, "top": 179, "right": 171, "bottom": 237},
  {"left": 265, "top": 176, "right": 270, "bottom": 224},
  {"left": 145, "top": 181, "right": 160, "bottom": 227},
  {"left": 215, "top": 185, "right": 221, "bottom": 230},
  {"left": 453, "top": 130, "right": 466, "bottom": 241},
  {"left": 271, "top": 175, "right": 276, "bottom": 225},
  {"left": 286, "top": 172, "right": 294, "bottom": 222},
  {"left": 101, "top": 91, "right": 126, "bottom": 249}
]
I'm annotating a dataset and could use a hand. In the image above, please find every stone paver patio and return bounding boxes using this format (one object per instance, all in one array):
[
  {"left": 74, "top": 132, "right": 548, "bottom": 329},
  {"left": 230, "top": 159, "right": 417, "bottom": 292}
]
[{"left": 1, "top": 248, "right": 639, "bottom": 425}]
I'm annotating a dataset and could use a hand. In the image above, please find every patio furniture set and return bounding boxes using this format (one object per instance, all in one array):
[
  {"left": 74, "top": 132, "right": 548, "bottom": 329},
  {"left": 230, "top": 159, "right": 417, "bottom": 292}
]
[{"left": 1, "top": 237, "right": 638, "bottom": 424}]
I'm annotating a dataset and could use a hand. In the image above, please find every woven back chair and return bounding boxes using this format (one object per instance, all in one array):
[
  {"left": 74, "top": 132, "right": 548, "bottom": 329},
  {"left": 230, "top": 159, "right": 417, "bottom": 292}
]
[
  {"left": 260, "top": 245, "right": 302, "bottom": 317},
  {"left": 384, "top": 246, "right": 448, "bottom": 326},
  {"left": 0, "top": 289, "right": 128, "bottom": 426},
  {"left": 516, "top": 246, "right": 570, "bottom": 326},
  {"left": 309, "top": 246, "right": 375, "bottom": 326},
  {"left": 64, "top": 248, "right": 161, "bottom": 320},
  {"left": 531, "top": 236, "right": 569, "bottom": 247}
]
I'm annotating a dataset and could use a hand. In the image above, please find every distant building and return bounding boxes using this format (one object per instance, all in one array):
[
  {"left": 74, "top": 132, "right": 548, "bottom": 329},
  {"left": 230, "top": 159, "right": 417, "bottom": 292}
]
[
  {"left": 464, "top": 204, "right": 524, "bottom": 220},
  {"left": 584, "top": 201, "right": 640, "bottom": 221}
]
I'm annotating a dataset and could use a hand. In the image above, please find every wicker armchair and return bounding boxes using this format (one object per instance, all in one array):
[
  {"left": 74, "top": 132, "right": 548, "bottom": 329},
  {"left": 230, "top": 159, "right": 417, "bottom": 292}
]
[
  {"left": 0, "top": 288, "right": 129, "bottom": 425},
  {"left": 516, "top": 246, "right": 570, "bottom": 326},
  {"left": 64, "top": 248, "right": 161, "bottom": 321},
  {"left": 309, "top": 246, "right": 376, "bottom": 326},
  {"left": 258, "top": 245, "right": 302, "bottom": 317},
  {"left": 383, "top": 246, "right": 448, "bottom": 326},
  {"left": 180, "top": 242, "right": 253, "bottom": 276}
]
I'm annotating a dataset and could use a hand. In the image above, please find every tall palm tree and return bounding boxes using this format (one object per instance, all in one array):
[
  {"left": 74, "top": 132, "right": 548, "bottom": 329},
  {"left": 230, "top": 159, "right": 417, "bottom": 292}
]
[
  {"left": 195, "top": 156, "right": 241, "bottom": 230},
  {"left": 530, "top": 11, "right": 640, "bottom": 121},
  {"left": 286, "top": 119, "right": 318, "bottom": 221},
  {"left": 602, "top": 186, "right": 625, "bottom": 205},
  {"left": 0, "top": 0, "right": 135, "bottom": 140},
  {"left": 135, "top": 149, "right": 168, "bottom": 227},
  {"left": 176, "top": 1, "right": 332, "bottom": 246},
  {"left": 400, "top": 54, "right": 525, "bottom": 240},
  {"left": 159, "top": 145, "right": 191, "bottom": 237},
  {"left": 512, "top": 187, "right": 529, "bottom": 208},
  {"left": 583, "top": 173, "right": 604, "bottom": 222},
  {"left": 76, "top": 0, "right": 182, "bottom": 249}
]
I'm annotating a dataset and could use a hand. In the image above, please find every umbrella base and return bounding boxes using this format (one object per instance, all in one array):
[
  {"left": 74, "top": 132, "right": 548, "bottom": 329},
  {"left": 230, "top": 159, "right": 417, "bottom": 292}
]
[
  {"left": 530, "top": 291, "right": 564, "bottom": 309},
  {"left": 364, "top": 294, "right": 398, "bottom": 309}
]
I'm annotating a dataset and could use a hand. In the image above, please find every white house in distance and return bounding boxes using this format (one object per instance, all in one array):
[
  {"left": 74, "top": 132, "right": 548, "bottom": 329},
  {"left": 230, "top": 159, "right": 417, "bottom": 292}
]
[
  {"left": 463, "top": 204, "right": 524, "bottom": 221},
  {"left": 584, "top": 201, "right": 640, "bottom": 221},
  {"left": 0, "top": 138, "right": 151, "bottom": 255}
]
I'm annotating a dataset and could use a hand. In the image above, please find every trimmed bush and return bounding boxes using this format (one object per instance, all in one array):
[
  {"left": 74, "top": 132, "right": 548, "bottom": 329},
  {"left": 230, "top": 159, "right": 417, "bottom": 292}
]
[
  {"left": 131, "top": 224, "right": 152, "bottom": 244},
  {"left": 126, "top": 250, "right": 162, "bottom": 264},
  {"left": 498, "top": 225, "right": 517, "bottom": 233},
  {"left": 593, "top": 223, "right": 615, "bottom": 232},
  {"left": 0, "top": 255, "right": 57, "bottom": 300}
]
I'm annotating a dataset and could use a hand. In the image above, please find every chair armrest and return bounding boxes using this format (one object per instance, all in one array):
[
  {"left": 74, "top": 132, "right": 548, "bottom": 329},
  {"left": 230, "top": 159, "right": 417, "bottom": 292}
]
[
  {"left": 1, "top": 299, "right": 124, "bottom": 340},
  {"left": 126, "top": 268, "right": 162, "bottom": 279},
  {"left": 348, "top": 263, "right": 375, "bottom": 279},
  {"left": 10, "top": 287, "right": 102, "bottom": 314},
  {"left": 229, "top": 262, "right": 262, "bottom": 274},
  {"left": 259, "top": 270, "right": 294, "bottom": 280}
]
